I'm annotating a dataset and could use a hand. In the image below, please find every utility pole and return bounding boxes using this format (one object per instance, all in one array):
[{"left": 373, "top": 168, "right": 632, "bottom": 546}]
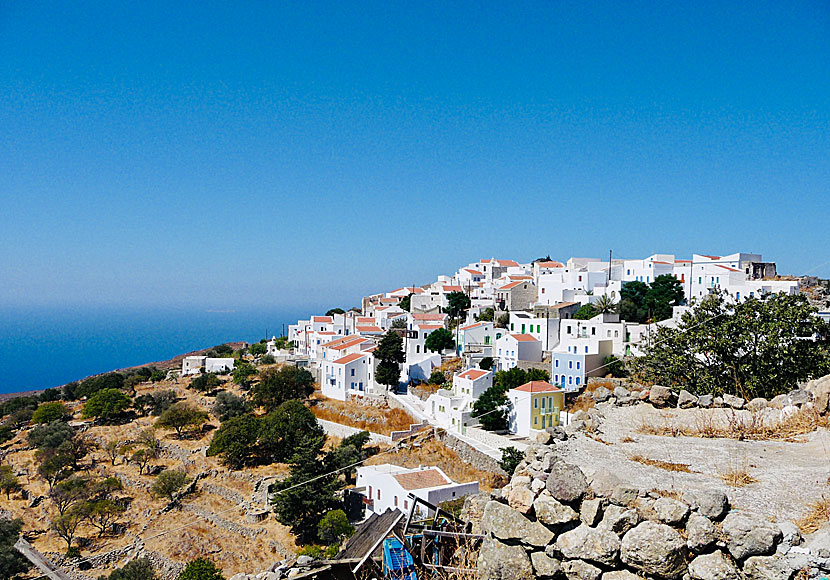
[{"left": 607, "top": 250, "right": 613, "bottom": 293}]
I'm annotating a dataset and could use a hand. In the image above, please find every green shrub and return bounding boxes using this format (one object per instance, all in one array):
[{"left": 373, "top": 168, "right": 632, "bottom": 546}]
[
  {"left": 177, "top": 557, "right": 224, "bottom": 580},
  {"left": 32, "top": 402, "right": 71, "bottom": 424}
]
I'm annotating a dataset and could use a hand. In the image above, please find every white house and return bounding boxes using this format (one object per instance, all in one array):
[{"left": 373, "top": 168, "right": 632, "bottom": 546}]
[
  {"left": 424, "top": 388, "right": 470, "bottom": 431},
  {"left": 321, "top": 352, "right": 373, "bottom": 401},
  {"left": 551, "top": 339, "right": 613, "bottom": 392},
  {"left": 495, "top": 333, "right": 542, "bottom": 370},
  {"left": 452, "top": 368, "right": 493, "bottom": 399},
  {"left": 181, "top": 356, "right": 235, "bottom": 376},
  {"left": 356, "top": 465, "right": 479, "bottom": 518},
  {"left": 507, "top": 312, "right": 559, "bottom": 351},
  {"left": 457, "top": 321, "right": 495, "bottom": 354},
  {"left": 507, "top": 381, "right": 565, "bottom": 437}
]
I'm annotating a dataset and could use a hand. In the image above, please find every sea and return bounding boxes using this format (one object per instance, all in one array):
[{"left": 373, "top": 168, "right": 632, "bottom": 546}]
[{"left": 0, "top": 305, "right": 319, "bottom": 395}]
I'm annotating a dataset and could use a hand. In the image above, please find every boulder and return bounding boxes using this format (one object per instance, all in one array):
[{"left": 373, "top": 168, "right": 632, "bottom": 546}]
[
  {"left": 534, "top": 430, "right": 552, "bottom": 444},
  {"left": 806, "top": 374, "right": 830, "bottom": 413},
  {"left": 747, "top": 397, "right": 768, "bottom": 412},
  {"left": 613, "top": 387, "right": 630, "bottom": 399},
  {"left": 769, "top": 394, "right": 789, "bottom": 409},
  {"left": 481, "top": 501, "right": 553, "bottom": 547},
  {"left": 546, "top": 426, "right": 567, "bottom": 441},
  {"left": 779, "top": 521, "right": 802, "bottom": 546},
  {"left": 581, "top": 498, "right": 604, "bottom": 526},
  {"left": 508, "top": 486, "right": 536, "bottom": 514},
  {"left": 600, "top": 504, "right": 640, "bottom": 535},
  {"left": 649, "top": 385, "right": 676, "bottom": 408},
  {"left": 698, "top": 394, "right": 714, "bottom": 408},
  {"left": 712, "top": 396, "right": 724, "bottom": 408},
  {"left": 788, "top": 388, "right": 813, "bottom": 406},
  {"left": 721, "top": 512, "right": 782, "bottom": 560},
  {"left": 561, "top": 559, "right": 602, "bottom": 580},
  {"left": 555, "top": 524, "right": 621, "bottom": 566},
  {"left": 686, "top": 513, "right": 718, "bottom": 553},
  {"left": 653, "top": 497, "right": 690, "bottom": 525},
  {"left": 533, "top": 494, "right": 578, "bottom": 525},
  {"left": 477, "top": 537, "right": 534, "bottom": 580},
  {"left": 620, "top": 521, "right": 687, "bottom": 579},
  {"left": 687, "top": 550, "right": 741, "bottom": 580},
  {"left": 530, "top": 552, "right": 561, "bottom": 578},
  {"left": 722, "top": 394, "right": 745, "bottom": 409},
  {"left": 600, "top": 573, "right": 641, "bottom": 580},
  {"left": 546, "top": 462, "right": 588, "bottom": 504},
  {"left": 610, "top": 485, "right": 639, "bottom": 506},
  {"left": 593, "top": 387, "right": 612, "bottom": 402},
  {"left": 742, "top": 554, "right": 797, "bottom": 580},
  {"left": 678, "top": 390, "right": 698, "bottom": 409},
  {"left": 589, "top": 471, "right": 622, "bottom": 498},
  {"left": 296, "top": 556, "right": 313, "bottom": 566},
  {"left": 686, "top": 490, "right": 729, "bottom": 520}
]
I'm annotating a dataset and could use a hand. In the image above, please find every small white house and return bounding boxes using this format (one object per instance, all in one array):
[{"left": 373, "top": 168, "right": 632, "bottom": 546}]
[
  {"left": 495, "top": 334, "right": 542, "bottom": 370},
  {"left": 181, "top": 356, "right": 235, "bottom": 376},
  {"left": 321, "top": 352, "right": 372, "bottom": 400},
  {"left": 452, "top": 368, "right": 493, "bottom": 399},
  {"left": 356, "top": 464, "right": 479, "bottom": 518}
]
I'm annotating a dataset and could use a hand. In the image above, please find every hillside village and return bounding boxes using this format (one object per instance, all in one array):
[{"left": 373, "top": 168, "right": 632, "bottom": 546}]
[{"left": 2, "top": 251, "right": 830, "bottom": 580}]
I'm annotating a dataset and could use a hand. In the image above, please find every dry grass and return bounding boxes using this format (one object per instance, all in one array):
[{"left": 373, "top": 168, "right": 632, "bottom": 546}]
[
  {"left": 620, "top": 436, "right": 635, "bottom": 443},
  {"left": 567, "top": 393, "right": 596, "bottom": 413},
  {"left": 796, "top": 496, "right": 830, "bottom": 534},
  {"left": 720, "top": 468, "right": 759, "bottom": 487},
  {"left": 629, "top": 454, "right": 694, "bottom": 473},
  {"left": 439, "top": 358, "right": 463, "bottom": 374},
  {"left": 309, "top": 393, "right": 416, "bottom": 436},
  {"left": 649, "top": 488, "right": 683, "bottom": 500},
  {"left": 637, "top": 406, "right": 829, "bottom": 442},
  {"left": 366, "top": 438, "right": 507, "bottom": 492}
]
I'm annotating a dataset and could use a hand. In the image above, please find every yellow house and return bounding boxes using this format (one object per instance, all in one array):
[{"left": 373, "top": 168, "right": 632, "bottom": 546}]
[{"left": 507, "top": 381, "right": 565, "bottom": 437}]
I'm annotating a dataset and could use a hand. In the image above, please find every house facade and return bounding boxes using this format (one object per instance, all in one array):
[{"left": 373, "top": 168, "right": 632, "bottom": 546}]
[
  {"left": 507, "top": 381, "right": 564, "bottom": 437},
  {"left": 495, "top": 333, "right": 542, "bottom": 370}
]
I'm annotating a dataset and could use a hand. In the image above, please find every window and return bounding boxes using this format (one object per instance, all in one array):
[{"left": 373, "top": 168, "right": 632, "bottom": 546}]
[
  {"left": 591, "top": 327, "right": 596, "bottom": 336},
  {"left": 568, "top": 376, "right": 573, "bottom": 384},
  {"left": 541, "top": 397, "right": 546, "bottom": 408},
  {"left": 534, "top": 417, "right": 538, "bottom": 425},
  {"left": 369, "top": 486, "right": 372, "bottom": 498},
  {"left": 585, "top": 346, "right": 589, "bottom": 353},
  {"left": 736, "top": 292, "right": 740, "bottom": 300},
  {"left": 555, "top": 360, "right": 559, "bottom": 368},
  {"left": 615, "top": 330, "right": 619, "bottom": 338},
  {"left": 569, "top": 361, "right": 573, "bottom": 369},
  {"left": 566, "top": 325, "right": 572, "bottom": 333},
  {"left": 404, "top": 500, "right": 408, "bottom": 510},
  {"left": 351, "top": 368, "right": 355, "bottom": 376},
  {"left": 377, "top": 489, "right": 381, "bottom": 500},
  {"left": 394, "top": 496, "right": 398, "bottom": 507},
  {"left": 576, "top": 377, "right": 581, "bottom": 385},
  {"left": 542, "top": 288, "right": 545, "bottom": 294},
  {"left": 416, "top": 345, "right": 420, "bottom": 353},
  {"left": 534, "top": 399, "right": 538, "bottom": 409},
  {"left": 576, "top": 362, "right": 580, "bottom": 369}
]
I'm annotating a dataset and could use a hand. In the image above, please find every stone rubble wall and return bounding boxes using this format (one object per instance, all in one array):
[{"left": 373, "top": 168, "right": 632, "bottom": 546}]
[
  {"left": 434, "top": 428, "right": 507, "bottom": 475},
  {"left": 181, "top": 504, "right": 265, "bottom": 539},
  {"left": 472, "top": 436, "right": 830, "bottom": 580}
]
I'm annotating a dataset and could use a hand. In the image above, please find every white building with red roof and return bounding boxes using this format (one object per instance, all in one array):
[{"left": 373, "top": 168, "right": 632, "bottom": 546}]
[
  {"left": 321, "top": 351, "right": 377, "bottom": 401},
  {"left": 356, "top": 464, "right": 479, "bottom": 518},
  {"left": 457, "top": 321, "right": 495, "bottom": 355},
  {"left": 452, "top": 368, "right": 493, "bottom": 399},
  {"left": 507, "top": 381, "right": 565, "bottom": 437},
  {"left": 495, "top": 333, "right": 542, "bottom": 370}
]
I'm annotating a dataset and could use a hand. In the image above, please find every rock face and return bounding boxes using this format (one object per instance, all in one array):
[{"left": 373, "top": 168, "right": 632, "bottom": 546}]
[
  {"left": 546, "top": 462, "right": 588, "bottom": 504},
  {"left": 742, "top": 554, "right": 796, "bottom": 580},
  {"left": 561, "top": 559, "right": 602, "bottom": 580},
  {"left": 530, "top": 552, "right": 561, "bottom": 578},
  {"left": 687, "top": 550, "right": 741, "bottom": 580},
  {"left": 477, "top": 537, "right": 534, "bottom": 580},
  {"left": 721, "top": 512, "right": 782, "bottom": 560},
  {"left": 620, "top": 521, "right": 687, "bottom": 579},
  {"left": 481, "top": 500, "right": 553, "bottom": 547},
  {"left": 555, "top": 525, "right": 621, "bottom": 566}
]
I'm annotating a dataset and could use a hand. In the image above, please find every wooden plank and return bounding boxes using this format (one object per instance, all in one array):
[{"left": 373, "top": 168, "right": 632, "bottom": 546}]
[{"left": 14, "top": 538, "right": 72, "bottom": 580}]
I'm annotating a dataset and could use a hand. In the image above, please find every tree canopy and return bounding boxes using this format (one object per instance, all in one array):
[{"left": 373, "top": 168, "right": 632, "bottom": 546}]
[
  {"left": 445, "top": 291, "right": 471, "bottom": 321},
  {"left": 105, "top": 558, "right": 158, "bottom": 580},
  {"left": 325, "top": 308, "right": 345, "bottom": 316},
  {"left": 619, "top": 275, "right": 684, "bottom": 323},
  {"left": 573, "top": 303, "right": 598, "bottom": 320},
  {"left": 250, "top": 365, "right": 315, "bottom": 411},
  {"left": 177, "top": 558, "right": 225, "bottom": 580},
  {"left": 32, "top": 401, "right": 71, "bottom": 424},
  {"left": 82, "top": 388, "right": 131, "bottom": 422},
  {"left": 0, "top": 518, "right": 31, "bottom": 579},
  {"left": 633, "top": 291, "right": 830, "bottom": 399},
  {"left": 155, "top": 403, "right": 208, "bottom": 438},
  {"left": 398, "top": 293, "right": 414, "bottom": 312},
  {"left": 375, "top": 331, "right": 404, "bottom": 391},
  {"left": 425, "top": 328, "right": 455, "bottom": 353}
]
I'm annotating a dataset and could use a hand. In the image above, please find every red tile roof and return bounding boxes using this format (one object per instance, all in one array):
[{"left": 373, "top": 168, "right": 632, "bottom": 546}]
[
  {"left": 459, "top": 369, "right": 488, "bottom": 380},
  {"left": 509, "top": 334, "right": 539, "bottom": 342},
  {"left": 392, "top": 468, "right": 450, "bottom": 490},
  {"left": 537, "top": 261, "right": 565, "bottom": 268},
  {"left": 418, "top": 324, "right": 443, "bottom": 330},
  {"left": 357, "top": 317, "right": 375, "bottom": 324},
  {"left": 716, "top": 265, "right": 740, "bottom": 272},
  {"left": 442, "top": 285, "right": 463, "bottom": 292},
  {"left": 675, "top": 260, "right": 692, "bottom": 263},
  {"left": 701, "top": 255, "right": 721, "bottom": 260},
  {"left": 356, "top": 325, "right": 383, "bottom": 332},
  {"left": 313, "top": 316, "right": 333, "bottom": 323},
  {"left": 460, "top": 322, "right": 487, "bottom": 331},
  {"left": 464, "top": 269, "right": 483, "bottom": 276},
  {"left": 328, "top": 337, "right": 369, "bottom": 350},
  {"left": 333, "top": 353, "right": 366, "bottom": 365},
  {"left": 413, "top": 313, "right": 446, "bottom": 321},
  {"left": 652, "top": 261, "right": 672, "bottom": 265},
  {"left": 495, "top": 259, "right": 519, "bottom": 267},
  {"left": 513, "top": 381, "right": 562, "bottom": 393},
  {"left": 499, "top": 280, "right": 527, "bottom": 290}
]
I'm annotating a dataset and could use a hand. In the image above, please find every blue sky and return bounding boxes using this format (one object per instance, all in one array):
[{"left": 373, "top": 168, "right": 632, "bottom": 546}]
[{"left": 2, "top": 1, "right": 829, "bottom": 311}]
